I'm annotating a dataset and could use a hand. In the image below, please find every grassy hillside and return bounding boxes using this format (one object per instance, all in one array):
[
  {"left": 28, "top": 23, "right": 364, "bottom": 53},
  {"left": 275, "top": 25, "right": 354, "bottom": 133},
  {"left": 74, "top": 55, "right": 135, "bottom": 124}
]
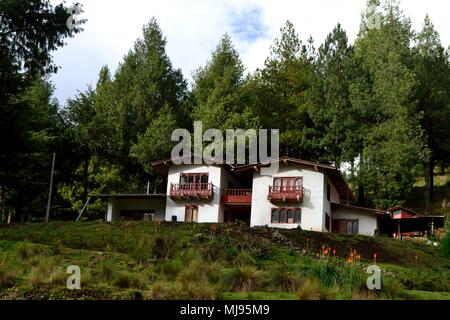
[{"left": 0, "top": 221, "right": 449, "bottom": 300}]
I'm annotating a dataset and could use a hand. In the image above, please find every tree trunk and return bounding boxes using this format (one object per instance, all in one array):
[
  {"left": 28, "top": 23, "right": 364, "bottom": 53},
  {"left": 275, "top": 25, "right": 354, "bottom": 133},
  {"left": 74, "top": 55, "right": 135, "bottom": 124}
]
[
  {"left": 15, "top": 188, "right": 24, "bottom": 222},
  {"left": 425, "top": 157, "right": 434, "bottom": 203},
  {"left": 358, "top": 185, "right": 365, "bottom": 206},
  {"left": 358, "top": 152, "right": 365, "bottom": 206}
]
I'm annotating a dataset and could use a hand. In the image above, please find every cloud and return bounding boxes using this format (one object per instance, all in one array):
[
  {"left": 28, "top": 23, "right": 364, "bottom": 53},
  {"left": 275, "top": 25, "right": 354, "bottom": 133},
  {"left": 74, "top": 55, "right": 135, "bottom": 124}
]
[{"left": 50, "top": 0, "right": 450, "bottom": 104}]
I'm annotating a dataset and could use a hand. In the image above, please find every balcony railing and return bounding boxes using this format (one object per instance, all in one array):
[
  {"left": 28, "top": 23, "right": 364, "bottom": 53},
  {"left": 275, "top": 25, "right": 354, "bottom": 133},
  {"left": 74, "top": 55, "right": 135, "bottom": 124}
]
[
  {"left": 170, "top": 183, "right": 213, "bottom": 200},
  {"left": 221, "top": 189, "right": 252, "bottom": 205},
  {"left": 268, "top": 186, "right": 303, "bottom": 202}
]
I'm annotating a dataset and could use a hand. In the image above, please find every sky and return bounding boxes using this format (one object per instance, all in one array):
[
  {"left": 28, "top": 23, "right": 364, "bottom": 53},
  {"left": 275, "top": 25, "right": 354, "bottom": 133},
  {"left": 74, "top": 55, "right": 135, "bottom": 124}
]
[{"left": 50, "top": 0, "right": 450, "bottom": 105}]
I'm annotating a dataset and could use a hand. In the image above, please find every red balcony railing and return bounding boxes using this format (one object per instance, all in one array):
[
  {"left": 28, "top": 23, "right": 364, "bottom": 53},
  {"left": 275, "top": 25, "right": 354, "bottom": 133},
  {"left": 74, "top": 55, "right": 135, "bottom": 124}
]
[
  {"left": 268, "top": 185, "right": 303, "bottom": 202},
  {"left": 170, "top": 183, "right": 213, "bottom": 200},
  {"left": 221, "top": 189, "right": 252, "bottom": 205}
]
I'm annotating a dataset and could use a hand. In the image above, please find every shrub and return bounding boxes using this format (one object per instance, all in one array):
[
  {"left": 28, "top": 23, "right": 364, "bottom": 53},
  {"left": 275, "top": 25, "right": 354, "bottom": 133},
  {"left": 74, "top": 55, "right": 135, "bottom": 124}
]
[
  {"left": 0, "top": 254, "right": 15, "bottom": 288},
  {"left": 177, "top": 259, "right": 205, "bottom": 284},
  {"left": 297, "top": 278, "right": 335, "bottom": 300},
  {"left": 442, "top": 232, "right": 450, "bottom": 257},
  {"left": 147, "top": 281, "right": 179, "bottom": 300},
  {"left": 130, "top": 234, "right": 154, "bottom": 264},
  {"left": 181, "top": 281, "right": 218, "bottom": 300},
  {"left": 153, "top": 235, "right": 177, "bottom": 259},
  {"left": 379, "top": 275, "right": 402, "bottom": 299},
  {"left": 301, "top": 257, "right": 343, "bottom": 287},
  {"left": 99, "top": 257, "right": 115, "bottom": 281},
  {"left": 16, "top": 242, "right": 33, "bottom": 260},
  {"left": 113, "top": 272, "right": 145, "bottom": 289},
  {"left": 28, "top": 256, "right": 62, "bottom": 289},
  {"left": 155, "top": 259, "right": 183, "bottom": 277},
  {"left": 268, "top": 267, "right": 300, "bottom": 292},
  {"left": 228, "top": 265, "right": 264, "bottom": 292}
]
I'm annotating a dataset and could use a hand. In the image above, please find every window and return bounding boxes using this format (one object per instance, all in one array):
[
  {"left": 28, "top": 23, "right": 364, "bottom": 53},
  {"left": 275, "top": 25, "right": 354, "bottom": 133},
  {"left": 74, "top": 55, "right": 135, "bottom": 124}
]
[
  {"left": 327, "top": 184, "right": 331, "bottom": 201},
  {"left": 272, "top": 177, "right": 302, "bottom": 192},
  {"left": 345, "top": 220, "right": 358, "bottom": 235},
  {"left": 294, "top": 209, "right": 301, "bottom": 223},
  {"left": 271, "top": 209, "right": 280, "bottom": 223},
  {"left": 180, "top": 173, "right": 209, "bottom": 189},
  {"left": 271, "top": 208, "right": 301, "bottom": 224},
  {"left": 332, "top": 220, "right": 358, "bottom": 234}
]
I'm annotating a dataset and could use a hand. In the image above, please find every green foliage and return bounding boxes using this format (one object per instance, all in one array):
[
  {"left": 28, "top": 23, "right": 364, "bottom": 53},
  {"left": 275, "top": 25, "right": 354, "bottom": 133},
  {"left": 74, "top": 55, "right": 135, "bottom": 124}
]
[
  {"left": 253, "top": 21, "right": 315, "bottom": 157},
  {"left": 268, "top": 264, "right": 300, "bottom": 292},
  {"left": 228, "top": 265, "right": 265, "bottom": 292},
  {"left": 192, "top": 34, "right": 259, "bottom": 130},
  {"left": 296, "top": 278, "right": 335, "bottom": 300},
  {"left": 442, "top": 232, "right": 450, "bottom": 257}
]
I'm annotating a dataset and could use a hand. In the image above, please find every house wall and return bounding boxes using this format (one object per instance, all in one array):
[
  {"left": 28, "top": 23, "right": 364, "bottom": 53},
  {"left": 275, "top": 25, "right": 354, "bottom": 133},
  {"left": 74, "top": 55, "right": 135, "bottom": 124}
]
[
  {"left": 323, "top": 175, "right": 341, "bottom": 232},
  {"left": 165, "top": 164, "right": 224, "bottom": 222},
  {"left": 106, "top": 197, "right": 166, "bottom": 221},
  {"left": 331, "top": 208, "right": 378, "bottom": 236},
  {"left": 249, "top": 164, "right": 326, "bottom": 231}
]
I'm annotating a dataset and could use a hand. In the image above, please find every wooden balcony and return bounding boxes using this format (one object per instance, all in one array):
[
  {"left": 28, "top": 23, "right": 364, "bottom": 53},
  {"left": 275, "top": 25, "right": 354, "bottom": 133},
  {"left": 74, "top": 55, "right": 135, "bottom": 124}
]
[
  {"left": 170, "top": 183, "right": 213, "bottom": 200},
  {"left": 268, "top": 186, "right": 303, "bottom": 202},
  {"left": 221, "top": 189, "right": 252, "bottom": 205}
]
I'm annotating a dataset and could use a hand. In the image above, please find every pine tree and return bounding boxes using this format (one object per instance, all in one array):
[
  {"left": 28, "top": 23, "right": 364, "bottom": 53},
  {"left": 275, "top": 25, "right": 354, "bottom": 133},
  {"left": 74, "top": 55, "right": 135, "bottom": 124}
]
[
  {"left": 349, "top": 0, "right": 424, "bottom": 207},
  {"left": 413, "top": 15, "right": 450, "bottom": 203},
  {"left": 309, "top": 23, "right": 356, "bottom": 167},
  {"left": 192, "top": 34, "right": 258, "bottom": 130},
  {"left": 255, "top": 21, "right": 315, "bottom": 158}
]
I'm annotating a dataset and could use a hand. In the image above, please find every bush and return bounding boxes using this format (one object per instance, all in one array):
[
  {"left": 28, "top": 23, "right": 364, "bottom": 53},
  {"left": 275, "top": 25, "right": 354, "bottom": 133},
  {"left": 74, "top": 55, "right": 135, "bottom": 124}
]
[
  {"left": 153, "top": 235, "right": 177, "bottom": 259},
  {"left": 28, "top": 256, "right": 63, "bottom": 289},
  {"left": 268, "top": 266, "right": 300, "bottom": 292},
  {"left": 113, "top": 272, "right": 145, "bottom": 289},
  {"left": 442, "top": 232, "right": 450, "bottom": 257},
  {"left": 228, "top": 265, "right": 264, "bottom": 292},
  {"left": 155, "top": 259, "right": 183, "bottom": 277},
  {"left": 301, "top": 257, "right": 343, "bottom": 287},
  {"left": 147, "top": 281, "right": 180, "bottom": 300},
  {"left": 379, "top": 275, "right": 402, "bottom": 299},
  {"left": 297, "top": 278, "right": 334, "bottom": 300},
  {"left": 180, "top": 281, "right": 218, "bottom": 300},
  {"left": 0, "top": 254, "right": 15, "bottom": 288},
  {"left": 99, "top": 257, "right": 115, "bottom": 281},
  {"left": 130, "top": 234, "right": 154, "bottom": 264}
]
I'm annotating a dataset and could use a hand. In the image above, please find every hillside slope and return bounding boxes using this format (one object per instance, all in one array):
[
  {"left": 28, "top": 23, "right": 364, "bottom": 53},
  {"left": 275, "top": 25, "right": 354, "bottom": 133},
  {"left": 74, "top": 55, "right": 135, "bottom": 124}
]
[{"left": 0, "top": 221, "right": 449, "bottom": 300}]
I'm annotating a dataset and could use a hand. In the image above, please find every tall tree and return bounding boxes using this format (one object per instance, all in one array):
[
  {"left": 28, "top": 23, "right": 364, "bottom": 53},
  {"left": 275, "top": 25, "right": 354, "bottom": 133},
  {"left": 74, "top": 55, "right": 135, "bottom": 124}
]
[
  {"left": 64, "top": 88, "right": 96, "bottom": 204},
  {"left": 350, "top": 0, "right": 424, "bottom": 207},
  {"left": 100, "top": 18, "right": 187, "bottom": 191},
  {"left": 309, "top": 24, "right": 356, "bottom": 167},
  {"left": 192, "top": 34, "right": 258, "bottom": 131},
  {"left": 413, "top": 15, "right": 450, "bottom": 203},
  {"left": 255, "top": 21, "right": 315, "bottom": 158},
  {"left": 0, "top": 0, "right": 83, "bottom": 222}
]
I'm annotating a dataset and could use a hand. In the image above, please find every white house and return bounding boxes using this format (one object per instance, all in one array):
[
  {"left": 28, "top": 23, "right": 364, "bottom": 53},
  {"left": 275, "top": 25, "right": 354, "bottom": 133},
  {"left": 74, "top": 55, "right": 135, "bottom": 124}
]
[{"left": 102, "top": 156, "right": 389, "bottom": 236}]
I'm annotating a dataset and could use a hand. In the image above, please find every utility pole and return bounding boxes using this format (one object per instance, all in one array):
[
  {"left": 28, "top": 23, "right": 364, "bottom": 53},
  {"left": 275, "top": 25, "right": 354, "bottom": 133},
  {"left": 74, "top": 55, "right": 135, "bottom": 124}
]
[{"left": 45, "top": 153, "right": 56, "bottom": 223}]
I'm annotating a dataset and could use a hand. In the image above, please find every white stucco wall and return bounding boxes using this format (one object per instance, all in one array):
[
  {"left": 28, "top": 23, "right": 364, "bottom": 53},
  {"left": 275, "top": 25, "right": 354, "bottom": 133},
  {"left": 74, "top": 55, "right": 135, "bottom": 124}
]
[
  {"left": 249, "top": 164, "right": 326, "bottom": 231},
  {"left": 331, "top": 208, "right": 378, "bottom": 236},
  {"left": 165, "top": 164, "right": 225, "bottom": 223},
  {"left": 106, "top": 197, "right": 166, "bottom": 221}
]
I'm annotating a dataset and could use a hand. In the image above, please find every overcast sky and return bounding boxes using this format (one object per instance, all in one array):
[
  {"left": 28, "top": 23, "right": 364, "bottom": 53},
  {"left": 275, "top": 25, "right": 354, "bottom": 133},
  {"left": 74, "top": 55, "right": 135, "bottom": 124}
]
[{"left": 50, "top": 0, "right": 450, "bottom": 105}]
